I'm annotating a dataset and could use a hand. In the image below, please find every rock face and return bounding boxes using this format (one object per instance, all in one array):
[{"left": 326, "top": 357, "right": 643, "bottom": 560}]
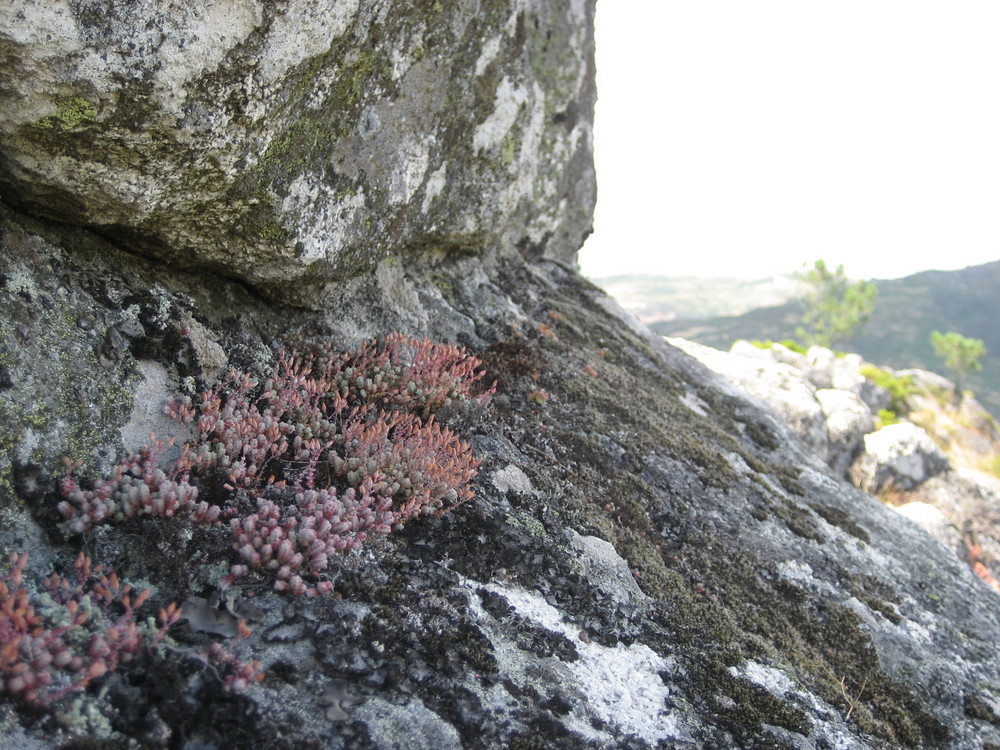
[
  {"left": 0, "top": 0, "right": 595, "bottom": 305},
  {"left": 3, "top": 4, "right": 1000, "bottom": 750},
  {"left": 9, "top": 223, "right": 1000, "bottom": 749}
]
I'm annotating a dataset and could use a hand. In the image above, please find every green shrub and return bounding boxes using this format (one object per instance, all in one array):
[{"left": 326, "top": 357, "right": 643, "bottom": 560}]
[
  {"left": 875, "top": 409, "right": 899, "bottom": 428},
  {"left": 779, "top": 339, "right": 808, "bottom": 355},
  {"left": 859, "top": 365, "right": 916, "bottom": 412}
]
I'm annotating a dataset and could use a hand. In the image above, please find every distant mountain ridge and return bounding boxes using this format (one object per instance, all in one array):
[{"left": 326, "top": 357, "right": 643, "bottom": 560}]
[{"left": 653, "top": 260, "right": 1000, "bottom": 414}]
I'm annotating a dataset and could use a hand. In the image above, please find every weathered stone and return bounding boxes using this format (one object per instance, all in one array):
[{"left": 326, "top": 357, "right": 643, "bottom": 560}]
[
  {"left": 0, "top": 0, "right": 596, "bottom": 306},
  {"left": 758, "top": 340, "right": 808, "bottom": 369},
  {"left": 568, "top": 530, "right": 649, "bottom": 607},
  {"left": 903, "top": 469, "right": 1000, "bottom": 589},
  {"left": 815, "top": 388, "right": 874, "bottom": 478},
  {"left": 898, "top": 368, "right": 958, "bottom": 406},
  {"left": 356, "top": 696, "right": 463, "bottom": 750},
  {"left": 803, "top": 344, "right": 836, "bottom": 389},
  {"left": 851, "top": 422, "right": 950, "bottom": 492},
  {"left": 120, "top": 360, "right": 192, "bottom": 458},
  {"left": 855, "top": 375, "right": 893, "bottom": 414},
  {"left": 829, "top": 352, "right": 866, "bottom": 391}
]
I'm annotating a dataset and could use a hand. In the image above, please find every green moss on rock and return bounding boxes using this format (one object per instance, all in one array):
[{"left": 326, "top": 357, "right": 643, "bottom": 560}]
[{"left": 36, "top": 96, "right": 98, "bottom": 130}]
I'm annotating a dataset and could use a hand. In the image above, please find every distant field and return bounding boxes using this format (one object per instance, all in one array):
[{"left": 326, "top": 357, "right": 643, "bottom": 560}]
[{"left": 588, "top": 274, "right": 799, "bottom": 324}]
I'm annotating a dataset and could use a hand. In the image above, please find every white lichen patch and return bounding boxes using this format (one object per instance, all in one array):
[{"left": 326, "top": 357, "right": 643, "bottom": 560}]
[
  {"left": 356, "top": 696, "right": 462, "bottom": 750},
  {"left": 567, "top": 0, "right": 588, "bottom": 24},
  {"left": 0, "top": 2, "right": 85, "bottom": 127},
  {"left": 731, "top": 660, "right": 797, "bottom": 697},
  {"left": 724, "top": 451, "right": 752, "bottom": 475},
  {"left": 120, "top": 361, "right": 192, "bottom": 457},
  {"left": 491, "top": 464, "right": 535, "bottom": 495},
  {"left": 900, "top": 616, "right": 934, "bottom": 644},
  {"left": 389, "top": 28, "right": 425, "bottom": 81},
  {"left": 473, "top": 77, "right": 528, "bottom": 153},
  {"left": 0, "top": 1, "right": 77, "bottom": 50},
  {"left": 388, "top": 136, "right": 431, "bottom": 205},
  {"left": 421, "top": 163, "right": 447, "bottom": 214},
  {"left": 564, "top": 0, "right": 590, "bottom": 96},
  {"left": 474, "top": 36, "right": 501, "bottom": 76},
  {"left": 777, "top": 559, "right": 819, "bottom": 587},
  {"left": 259, "top": 0, "right": 360, "bottom": 85},
  {"left": 504, "top": 0, "right": 527, "bottom": 36},
  {"left": 488, "top": 81, "right": 546, "bottom": 222},
  {"left": 2, "top": 265, "right": 41, "bottom": 299},
  {"left": 152, "top": 1, "right": 262, "bottom": 114},
  {"left": 69, "top": 1, "right": 263, "bottom": 122},
  {"left": 481, "top": 583, "right": 681, "bottom": 744},
  {"left": 282, "top": 174, "right": 366, "bottom": 263},
  {"left": 680, "top": 390, "right": 709, "bottom": 417}
]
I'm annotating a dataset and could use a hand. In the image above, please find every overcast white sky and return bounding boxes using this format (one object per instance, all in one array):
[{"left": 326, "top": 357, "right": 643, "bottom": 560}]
[{"left": 578, "top": 2, "right": 1000, "bottom": 281}]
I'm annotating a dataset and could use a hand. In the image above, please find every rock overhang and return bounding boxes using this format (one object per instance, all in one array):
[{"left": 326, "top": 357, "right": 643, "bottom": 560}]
[{"left": 0, "top": 0, "right": 597, "bottom": 307}]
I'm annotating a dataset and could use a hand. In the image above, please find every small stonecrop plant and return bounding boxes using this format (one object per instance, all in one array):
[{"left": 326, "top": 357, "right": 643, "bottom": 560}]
[
  {"left": 0, "top": 552, "right": 178, "bottom": 707},
  {"left": 59, "top": 334, "right": 494, "bottom": 596}
]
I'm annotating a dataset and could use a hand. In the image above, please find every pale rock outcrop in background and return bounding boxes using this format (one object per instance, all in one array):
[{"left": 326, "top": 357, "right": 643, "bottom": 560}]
[
  {"left": 674, "top": 339, "right": 878, "bottom": 471},
  {"left": 815, "top": 387, "right": 874, "bottom": 477},
  {"left": 895, "top": 501, "right": 965, "bottom": 557},
  {"left": 850, "top": 422, "right": 950, "bottom": 493},
  {"left": 676, "top": 335, "right": 1000, "bottom": 602},
  {"left": 673, "top": 338, "right": 831, "bottom": 461}
]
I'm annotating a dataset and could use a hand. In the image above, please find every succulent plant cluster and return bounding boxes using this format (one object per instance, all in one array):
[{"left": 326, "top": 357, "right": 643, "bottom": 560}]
[
  {"left": 58, "top": 443, "right": 216, "bottom": 534},
  {"left": 0, "top": 552, "right": 177, "bottom": 707},
  {"left": 59, "top": 335, "right": 493, "bottom": 595}
]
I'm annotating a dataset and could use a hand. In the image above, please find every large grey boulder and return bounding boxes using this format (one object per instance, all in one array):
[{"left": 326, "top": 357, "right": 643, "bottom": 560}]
[{"left": 0, "top": 1, "right": 595, "bottom": 306}]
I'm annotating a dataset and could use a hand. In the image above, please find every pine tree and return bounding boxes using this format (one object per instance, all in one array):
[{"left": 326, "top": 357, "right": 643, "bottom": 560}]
[
  {"left": 795, "top": 260, "right": 878, "bottom": 348},
  {"left": 930, "top": 330, "right": 986, "bottom": 395}
]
